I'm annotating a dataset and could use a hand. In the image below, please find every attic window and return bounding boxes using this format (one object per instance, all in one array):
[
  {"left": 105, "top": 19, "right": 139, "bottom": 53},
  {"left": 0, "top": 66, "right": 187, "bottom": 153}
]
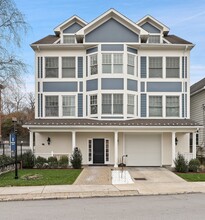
[
  {"left": 63, "top": 35, "right": 75, "bottom": 43},
  {"left": 148, "top": 35, "right": 160, "bottom": 43}
]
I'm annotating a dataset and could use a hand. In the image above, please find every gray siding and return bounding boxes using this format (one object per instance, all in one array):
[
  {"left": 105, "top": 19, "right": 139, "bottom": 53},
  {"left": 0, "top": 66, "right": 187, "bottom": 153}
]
[
  {"left": 141, "top": 22, "right": 160, "bottom": 33},
  {"left": 141, "top": 82, "right": 145, "bottom": 92},
  {"left": 86, "top": 47, "right": 98, "bottom": 54},
  {"left": 78, "top": 57, "right": 83, "bottom": 78},
  {"left": 63, "top": 23, "right": 83, "bottom": 33},
  {"left": 101, "top": 78, "right": 124, "bottom": 90},
  {"left": 141, "top": 94, "right": 147, "bottom": 117},
  {"left": 43, "top": 82, "right": 78, "bottom": 92},
  {"left": 127, "top": 79, "right": 138, "bottom": 91},
  {"left": 78, "top": 94, "right": 83, "bottom": 117},
  {"left": 147, "top": 82, "right": 182, "bottom": 92},
  {"left": 86, "top": 79, "right": 98, "bottom": 91},
  {"left": 141, "top": 57, "right": 147, "bottom": 78},
  {"left": 85, "top": 18, "right": 139, "bottom": 43},
  {"left": 127, "top": 47, "right": 138, "bottom": 54},
  {"left": 101, "top": 44, "right": 124, "bottom": 51}
]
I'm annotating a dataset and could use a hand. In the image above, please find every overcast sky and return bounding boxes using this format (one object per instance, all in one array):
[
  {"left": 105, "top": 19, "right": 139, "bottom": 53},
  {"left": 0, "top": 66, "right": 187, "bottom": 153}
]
[{"left": 15, "top": 0, "right": 205, "bottom": 92}]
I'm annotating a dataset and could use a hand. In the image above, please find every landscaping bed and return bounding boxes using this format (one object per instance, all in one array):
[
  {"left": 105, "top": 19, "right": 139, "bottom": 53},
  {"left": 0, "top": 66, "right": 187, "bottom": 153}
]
[{"left": 0, "top": 169, "right": 82, "bottom": 187}]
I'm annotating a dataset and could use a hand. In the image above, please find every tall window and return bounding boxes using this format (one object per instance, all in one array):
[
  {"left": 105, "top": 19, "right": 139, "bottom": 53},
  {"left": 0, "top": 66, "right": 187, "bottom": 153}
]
[
  {"left": 166, "top": 57, "right": 180, "bottom": 78},
  {"left": 102, "top": 53, "right": 123, "bottom": 74},
  {"left": 90, "top": 95, "right": 97, "bottom": 114},
  {"left": 102, "top": 94, "right": 123, "bottom": 115},
  {"left": 62, "top": 96, "right": 75, "bottom": 116},
  {"left": 149, "top": 57, "right": 162, "bottom": 78},
  {"left": 127, "top": 94, "right": 135, "bottom": 114},
  {"left": 45, "top": 96, "right": 59, "bottom": 117},
  {"left": 149, "top": 96, "right": 162, "bottom": 117},
  {"left": 127, "top": 54, "right": 135, "bottom": 75},
  {"left": 62, "top": 57, "right": 75, "bottom": 78},
  {"left": 90, "top": 54, "right": 98, "bottom": 75},
  {"left": 45, "top": 57, "right": 58, "bottom": 78},
  {"left": 166, "top": 96, "right": 179, "bottom": 117},
  {"left": 63, "top": 35, "right": 75, "bottom": 43}
]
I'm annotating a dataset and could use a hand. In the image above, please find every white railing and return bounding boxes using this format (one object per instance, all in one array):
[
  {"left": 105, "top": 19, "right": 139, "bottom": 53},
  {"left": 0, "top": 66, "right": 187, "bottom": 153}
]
[{"left": 176, "top": 153, "right": 194, "bottom": 162}]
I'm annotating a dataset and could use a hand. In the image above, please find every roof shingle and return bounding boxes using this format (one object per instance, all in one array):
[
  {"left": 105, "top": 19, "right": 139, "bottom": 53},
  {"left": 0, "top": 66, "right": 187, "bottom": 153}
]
[
  {"left": 191, "top": 77, "right": 205, "bottom": 95},
  {"left": 164, "top": 35, "right": 193, "bottom": 44},
  {"left": 32, "top": 35, "right": 60, "bottom": 45}
]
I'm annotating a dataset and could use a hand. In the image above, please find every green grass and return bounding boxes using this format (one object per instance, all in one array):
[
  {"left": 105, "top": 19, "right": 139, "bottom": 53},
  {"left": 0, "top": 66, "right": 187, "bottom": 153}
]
[
  {"left": 176, "top": 173, "right": 205, "bottom": 182},
  {"left": 0, "top": 169, "right": 82, "bottom": 187}
]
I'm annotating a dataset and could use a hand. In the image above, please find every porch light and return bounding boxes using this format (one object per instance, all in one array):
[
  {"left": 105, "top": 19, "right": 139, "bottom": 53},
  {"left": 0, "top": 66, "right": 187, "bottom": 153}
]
[
  {"left": 175, "top": 137, "right": 178, "bottom": 145},
  {"left": 47, "top": 137, "right": 51, "bottom": 145}
]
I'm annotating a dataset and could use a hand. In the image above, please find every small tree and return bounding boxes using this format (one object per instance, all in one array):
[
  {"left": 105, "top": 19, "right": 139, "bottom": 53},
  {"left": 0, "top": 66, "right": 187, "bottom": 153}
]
[
  {"left": 189, "top": 159, "right": 200, "bottom": 172},
  {"left": 21, "top": 150, "right": 34, "bottom": 168},
  {"left": 70, "top": 147, "right": 82, "bottom": 169},
  {"left": 174, "top": 153, "right": 188, "bottom": 173}
]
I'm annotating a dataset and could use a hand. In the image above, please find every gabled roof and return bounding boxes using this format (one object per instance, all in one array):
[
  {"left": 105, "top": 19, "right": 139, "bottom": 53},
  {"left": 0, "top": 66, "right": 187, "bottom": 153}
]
[
  {"left": 136, "top": 15, "right": 170, "bottom": 35},
  {"left": 191, "top": 77, "right": 205, "bottom": 95},
  {"left": 32, "top": 35, "right": 60, "bottom": 45},
  {"left": 76, "top": 8, "right": 148, "bottom": 36},
  {"left": 54, "top": 15, "right": 87, "bottom": 34},
  {"left": 164, "top": 35, "right": 193, "bottom": 45}
]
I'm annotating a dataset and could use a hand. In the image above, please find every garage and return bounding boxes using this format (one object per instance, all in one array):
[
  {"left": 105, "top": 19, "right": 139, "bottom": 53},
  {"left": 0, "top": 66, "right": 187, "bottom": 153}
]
[{"left": 125, "top": 133, "right": 161, "bottom": 166}]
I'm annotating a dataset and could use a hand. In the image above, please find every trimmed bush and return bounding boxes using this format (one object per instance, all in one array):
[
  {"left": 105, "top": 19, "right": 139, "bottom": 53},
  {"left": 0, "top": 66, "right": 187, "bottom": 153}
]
[
  {"left": 58, "top": 155, "right": 69, "bottom": 168},
  {"left": 174, "top": 153, "right": 188, "bottom": 173},
  {"left": 189, "top": 158, "right": 200, "bottom": 172},
  {"left": 70, "top": 147, "right": 82, "bottom": 169},
  {"left": 0, "top": 155, "right": 14, "bottom": 166},
  {"left": 35, "top": 156, "right": 47, "bottom": 166},
  {"left": 48, "top": 156, "right": 58, "bottom": 168},
  {"left": 21, "top": 150, "right": 35, "bottom": 168}
]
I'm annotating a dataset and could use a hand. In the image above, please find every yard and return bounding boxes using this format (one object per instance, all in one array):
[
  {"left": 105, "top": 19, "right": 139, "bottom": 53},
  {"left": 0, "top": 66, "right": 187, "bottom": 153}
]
[
  {"left": 176, "top": 173, "right": 205, "bottom": 182},
  {"left": 0, "top": 169, "right": 82, "bottom": 187}
]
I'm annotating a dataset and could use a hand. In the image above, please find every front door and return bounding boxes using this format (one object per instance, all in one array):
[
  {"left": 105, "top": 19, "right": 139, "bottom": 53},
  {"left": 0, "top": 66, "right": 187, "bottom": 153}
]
[{"left": 93, "top": 139, "right": 104, "bottom": 164}]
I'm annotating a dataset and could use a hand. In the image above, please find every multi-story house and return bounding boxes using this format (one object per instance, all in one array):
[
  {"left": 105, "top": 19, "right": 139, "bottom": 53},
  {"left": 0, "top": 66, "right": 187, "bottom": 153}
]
[
  {"left": 190, "top": 78, "right": 205, "bottom": 150},
  {"left": 25, "top": 9, "right": 201, "bottom": 167}
]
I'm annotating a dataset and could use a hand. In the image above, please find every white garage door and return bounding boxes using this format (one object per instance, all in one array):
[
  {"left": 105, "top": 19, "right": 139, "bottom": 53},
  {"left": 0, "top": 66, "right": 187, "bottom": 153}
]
[{"left": 125, "top": 133, "right": 161, "bottom": 166}]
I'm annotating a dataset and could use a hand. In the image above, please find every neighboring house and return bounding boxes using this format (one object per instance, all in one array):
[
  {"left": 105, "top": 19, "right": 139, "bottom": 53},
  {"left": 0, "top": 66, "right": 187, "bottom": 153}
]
[
  {"left": 190, "top": 78, "right": 205, "bottom": 150},
  {"left": 24, "top": 9, "right": 201, "bottom": 167}
]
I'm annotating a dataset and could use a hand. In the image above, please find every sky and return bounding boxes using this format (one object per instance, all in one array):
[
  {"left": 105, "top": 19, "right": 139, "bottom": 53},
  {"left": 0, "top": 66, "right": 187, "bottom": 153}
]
[{"left": 14, "top": 0, "right": 205, "bottom": 92}]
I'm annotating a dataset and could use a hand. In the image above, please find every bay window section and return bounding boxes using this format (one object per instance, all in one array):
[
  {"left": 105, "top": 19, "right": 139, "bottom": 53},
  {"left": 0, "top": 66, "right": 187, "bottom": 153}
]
[
  {"left": 149, "top": 96, "right": 162, "bottom": 117},
  {"left": 90, "top": 54, "right": 98, "bottom": 75},
  {"left": 127, "top": 94, "right": 135, "bottom": 114},
  {"left": 102, "top": 94, "right": 112, "bottom": 114},
  {"left": 102, "top": 94, "right": 123, "bottom": 115},
  {"left": 102, "top": 53, "right": 123, "bottom": 74},
  {"left": 113, "top": 54, "right": 123, "bottom": 73},
  {"left": 166, "top": 57, "right": 180, "bottom": 78},
  {"left": 113, "top": 94, "right": 123, "bottom": 114},
  {"left": 166, "top": 96, "right": 179, "bottom": 117},
  {"left": 127, "top": 54, "right": 135, "bottom": 75},
  {"left": 45, "top": 57, "right": 58, "bottom": 78},
  {"left": 62, "top": 95, "right": 75, "bottom": 117},
  {"left": 62, "top": 57, "right": 75, "bottom": 78},
  {"left": 102, "top": 54, "right": 112, "bottom": 73},
  {"left": 45, "top": 96, "right": 59, "bottom": 117},
  {"left": 149, "top": 57, "right": 162, "bottom": 78},
  {"left": 90, "top": 95, "right": 98, "bottom": 114}
]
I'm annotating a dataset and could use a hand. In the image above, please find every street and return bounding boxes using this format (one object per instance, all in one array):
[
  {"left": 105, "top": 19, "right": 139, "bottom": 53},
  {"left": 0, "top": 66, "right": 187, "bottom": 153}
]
[{"left": 0, "top": 194, "right": 205, "bottom": 220}]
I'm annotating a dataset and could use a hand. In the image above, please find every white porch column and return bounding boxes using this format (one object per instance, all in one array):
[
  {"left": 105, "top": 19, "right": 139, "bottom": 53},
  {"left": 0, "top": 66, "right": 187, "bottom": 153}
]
[
  {"left": 193, "top": 132, "right": 196, "bottom": 159},
  {"left": 114, "top": 131, "right": 118, "bottom": 168},
  {"left": 171, "top": 132, "right": 176, "bottom": 167},
  {"left": 72, "top": 131, "right": 76, "bottom": 152},
  {"left": 29, "top": 131, "right": 33, "bottom": 152}
]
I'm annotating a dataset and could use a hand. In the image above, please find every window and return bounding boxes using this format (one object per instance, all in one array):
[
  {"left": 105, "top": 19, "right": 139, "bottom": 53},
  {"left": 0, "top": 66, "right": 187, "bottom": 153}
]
[
  {"left": 90, "top": 95, "right": 97, "bottom": 114},
  {"left": 166, "top": 96, "right": 179, "bottom": 117},
  {"left": 62, "top": 96, "right": 75, "bottom": 116},
  {"left": 45, "top": 96, "right": 59, "bottom": 117},
  {"left": 148, "top": 35, "right": 160, "bottom": 43},
  {"left": 102, "top": 53, "right": 123, "bottom": 74},
  {"left": 90, "top": 54, "right": 98, "bottom": 75},
  {"left": 105, "top": 139, "right": 109, "bottom": 162},
  {"left": 102, "top": 94, "right": 123, "bottom": 115},
  {"left": 63, "top": 35, "right": 75, "bottom": 43},
  {"left": 45, "top": 57, "right": 58, "bottom": 78},
  {"left": 62, "top": 57, "right": 75, "bottom": 78},
  {"left": 127, "top": 54, "right": 135, "bottom": 75},
  {"left": 127, "top": 94, "right": 135, "bottom": 114},
  {"left": 149, "top": 96, "right": 162, "bottom": 117},
  {"left": 166, "top": 57, "right": 180, "bottom": 78},
  {"left": 149, "top": 57, "right": 162, "bottom": 78}
]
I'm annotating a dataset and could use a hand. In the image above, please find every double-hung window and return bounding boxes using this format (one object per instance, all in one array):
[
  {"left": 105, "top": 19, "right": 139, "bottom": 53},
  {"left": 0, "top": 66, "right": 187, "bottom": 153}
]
[
  {"left": 149, "top": 96, "right": 162, "bottom": 117},
  {"left": 90, "top": 54, "right": 98, "bottom": 75},
  {"left": 90, "top": 95, "right": 97, "bottom": 114},
  {"left": 127, "top": 94, "right": 135, "bottom": 115},
  {"left": 45, "top": 96, "right": 59, "bottom": 117},
  {"left": 166, "top": 96, "right": 179, "bottom": 117},
  {"left": 63, "top": 35, "right": 75, "bottom": 43},
  {"left": 62, "top": 57, "right": 75, "bottom": 78},
  {"left": 166, "top": 57, "right": 180, "bottom": 78},
  {"left": 127, "top": 54, "right": 135, "bottom": 75},
  {"left": 102, "top": 94, "right": 123, "bottom": 115},
  {"left": 102, "top": 53, "right": 123, "bottom": 74},
  {"left": 45, "top": 57, "right": 58, "bottom": 78},
  {"left": 102, "top": 94, "right": 112, "bottom": 114},
  {"left": 62, "top": 96, "right": 75, "bottom": 117},
  {"left": 148, "top": 35, "right": 161, "bottom": 43},
  {"left": 149, "top": 57, "right": 162, "bottom": 78}
]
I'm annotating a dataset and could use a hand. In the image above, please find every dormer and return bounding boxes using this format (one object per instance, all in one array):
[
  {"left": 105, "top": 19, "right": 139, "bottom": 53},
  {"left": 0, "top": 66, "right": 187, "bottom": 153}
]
[
  {"left": 54, "top": 15, "right": 87, "bottom": 44},
  {"left": 136, "top": 15, "right": 170, "bottom": 44}
]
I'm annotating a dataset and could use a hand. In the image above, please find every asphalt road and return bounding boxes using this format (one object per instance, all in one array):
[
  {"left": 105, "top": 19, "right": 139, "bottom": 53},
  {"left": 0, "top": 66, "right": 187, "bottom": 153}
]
[{"left": 0, "top": 194, "right": 205, "bottom": 220}]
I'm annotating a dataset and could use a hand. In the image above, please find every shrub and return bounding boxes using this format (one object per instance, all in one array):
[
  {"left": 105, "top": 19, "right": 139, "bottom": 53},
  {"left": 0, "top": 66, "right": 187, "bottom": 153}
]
[
  {"left": 21, "top": 150, "right": 34, "bottom": 168},
  {"left": 174, "top": 153, "right": 188, "bottom": 173},
  {"left": 70, "top": 147, "right": 82, "bottom": 169},
  {"left": 0, "top": 155, "right": 14, "bottom": 166},
  {"left": 48, "top": 156, "right": 58, "bottom": 168},
  {"left": 35, "top": 156, "right": 47, "bottom": 166},
  {"left": 189, "top": 158, "right": 200, "bottom": 172},
  {"left": 58, "top": 155, "right": 69, "bottom": 168}
]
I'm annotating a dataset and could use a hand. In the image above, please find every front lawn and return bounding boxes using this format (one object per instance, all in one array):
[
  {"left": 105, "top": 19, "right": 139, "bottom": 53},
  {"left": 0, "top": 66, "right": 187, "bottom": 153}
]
[
  {"left": 176, "top": 173, "right": 205, "bottom": 182},
  {"left": 0, "top": 169, "right": 82, "bottom": 187}
]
